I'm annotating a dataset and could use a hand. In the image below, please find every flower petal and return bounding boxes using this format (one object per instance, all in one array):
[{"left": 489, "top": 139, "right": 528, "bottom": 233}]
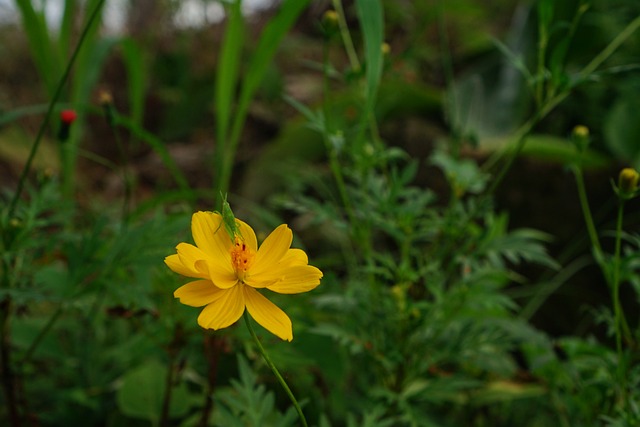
[
  {"left": 165, "top": 254, "right": 199, "bottom": 278},
  {"left": 236, "top": 218, "right": 258, "bottom": 252},
  {"left": 244, "top": 287, "right": 293, "bottom": 341},
  {"left": 191, "top": 211, "right": 221, "bottom": 254},
  {"left": 192, "top": 212, "right": 232, "bottom": 264},
  {"left": 175, "top": 243, "right": 211, "bottom": 279},
  {"left": 279, "top": 249, "right": 308, "bottom": 267},
  {"left": 250, "top": 224, "right": 292, "bottom": 276},
  {"left": 194, "top": 258, "right": 238, "bottom": 289},
  {"left": 265, "top": 265, "right": 323, "bottom": 294},
  {"left": 197, "top": 285, "right": 245, "bottom": 330},
  {"left": 174, "top": 280, "right": 224, "bottom": 307}
]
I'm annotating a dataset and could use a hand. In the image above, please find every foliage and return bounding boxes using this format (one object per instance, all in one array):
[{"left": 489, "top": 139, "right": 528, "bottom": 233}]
[{"left": 1, "top": 0, "right": 640, "bottom": 426}]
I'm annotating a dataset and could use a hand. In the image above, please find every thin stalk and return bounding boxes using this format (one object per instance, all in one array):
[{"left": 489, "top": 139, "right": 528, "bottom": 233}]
[
  {"left": 321, "top": 36, "right": 374, "bottom": 280},
  {"left": 611, "top": 200, "right": 632, "bottom": 358},
  {"left": 159, "top": 359, "right": 174, "bottom": 427},
  {"left": 1, "top": 298, "right": 20, "bottom": 426},
  {"left": 322, "top": 39, "right": 354, "bottom": 226},
  {"left": 331, "top": 0, "right": 360, "bottom": 72},
  {"left": 21, "top": 305, "right": 63, "bottom": 364},
  {"left": 571, "top": 165, "right": 603, "bottom": 257},
  {"left": 578, "top": 14, "right": 640, "bottom": 79},
  {"left": 8, "top": 0, "right": 106, "bottom": 218},
  {"left": 482, "top": 12, "right": 640, "bottom": 194},
  {"left": 484, "top": 75, "right": 576, "bottom": 186},
  {"left": 437, "top": 4, "right": 462, "bottom": 156},
  {"left": 199, "top": 334, "right": 223, "bottom": 427},
  {"left": 612, "top": 201, "right": 624, "bottom": 359},
  {"left": 535, "top": 4, "right": 549, "bottom": 108},
  {"left": 160, "top": 325, "right": 182, "bottom": 427},
  {"left": 243, "top": 312, "right": 308, "bottom": 427}
]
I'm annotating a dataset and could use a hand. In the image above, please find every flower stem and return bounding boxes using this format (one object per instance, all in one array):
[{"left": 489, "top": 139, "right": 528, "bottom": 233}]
[
  {"left": 571, "top": 165, "right": 603, "bottom": 257},
  {"left": 243, "top": 312, "right": 308, "bottom": 427},
  {"left": 611, "top": 201, "right": 632, "bottom": 358}
]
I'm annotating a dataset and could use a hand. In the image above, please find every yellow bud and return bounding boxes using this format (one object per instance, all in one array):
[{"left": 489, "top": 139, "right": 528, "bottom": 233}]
[
  {"left": 323, "top": 10, "right": 339, "bottom": 26},
  {"left": 381, "top": 42, "right": 391, "bottom": 55},
  {"left": 618, "top": 168, "right": 639, "bottom": 197},
  {"left": 572, "top": 125, "right": 590, "bottom": 151},
  {"left": 98, "top": 90, "right": 113, "bottom": 106},
  {"left": 573, "top": 125, "right": 589, "bottom": 138}
]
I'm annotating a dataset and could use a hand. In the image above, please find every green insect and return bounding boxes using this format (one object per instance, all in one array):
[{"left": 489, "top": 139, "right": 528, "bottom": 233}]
[{"left": 216, "top": 193, "right": 242, "bottom": 241}]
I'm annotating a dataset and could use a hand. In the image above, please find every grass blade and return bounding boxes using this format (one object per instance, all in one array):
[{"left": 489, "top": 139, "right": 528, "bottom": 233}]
[
  {"left": 215, "top": 0, "right": 245, "bottom": 149},
  {"left": 355, "top": 0, "right": 384, "bottom": 116},
  {"left": 15, "top": 0, "right": 61, "bottom": 95},
  {"left": 219, "top": 0, "right": 310, "bottom": 195},
  {"left": 120, "top": 38, "right": 147, "bottom": 129}
]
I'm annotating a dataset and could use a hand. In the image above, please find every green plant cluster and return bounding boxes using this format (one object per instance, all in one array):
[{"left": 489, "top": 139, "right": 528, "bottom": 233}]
[{"left": 2, "top": 0, "right": 640, "bottom": 426}]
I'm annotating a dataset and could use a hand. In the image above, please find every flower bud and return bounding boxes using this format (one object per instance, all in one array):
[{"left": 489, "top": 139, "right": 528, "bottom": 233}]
[
  {"left": 323, "top": 10, "right": 339, "bottom": 26},
  {"left": 58, "top": 109, "right": 77, "bottom": 142},
  {"left": 381, "top": 42, "right": 391, "bottom": 55},
  {"left": 98, "top": 90, "right": 113, "bottom": 106},
  {"left": 322, "top": 10, "right": 339, "bottom": 36},
  {"left": 60, "top": 109, "right": 77, "bottom": 125},
  {"left": 98, "top": 90, "right": 116, "bottom": 126},
  {"left": 617, "top": 168, "right": 639, "bottom": 199},
  {"left": 572, "top": 125, "right": 589, "bottom": 152}
]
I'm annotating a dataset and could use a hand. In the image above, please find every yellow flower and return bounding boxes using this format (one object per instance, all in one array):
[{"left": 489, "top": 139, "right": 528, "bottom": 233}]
[{"left": 165, "top": 211, "right": 323, "bottom": 341}]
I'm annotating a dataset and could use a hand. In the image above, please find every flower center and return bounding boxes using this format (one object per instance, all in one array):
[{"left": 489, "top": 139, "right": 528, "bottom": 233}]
[{"left": 230, "top": 238, "right": 254, "bottom": 281}]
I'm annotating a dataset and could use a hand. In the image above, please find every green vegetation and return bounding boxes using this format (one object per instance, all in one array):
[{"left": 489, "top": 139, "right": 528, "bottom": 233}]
[{"left": 2, "top": 0, "right": 640, "bottom": 425}]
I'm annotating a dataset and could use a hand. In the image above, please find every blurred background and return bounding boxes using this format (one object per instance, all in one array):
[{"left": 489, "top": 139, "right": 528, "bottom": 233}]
[{"left": 2, "top": 0, "right": 640, "bottom": 425}]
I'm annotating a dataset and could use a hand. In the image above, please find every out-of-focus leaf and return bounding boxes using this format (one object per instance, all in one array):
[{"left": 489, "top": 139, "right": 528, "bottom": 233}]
[
  {"left": 604, "top": 95, "right": 640, "bottom": 169},
  {"left": 116, "top": 360, "right": 192, "bottom": 422}
]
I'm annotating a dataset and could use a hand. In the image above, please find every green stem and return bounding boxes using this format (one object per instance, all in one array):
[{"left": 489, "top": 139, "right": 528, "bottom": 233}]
[
  {"left": 8, "top": 0, "right": 106, "bottom": 218},
  {"left": 611, "top": 201, "right": 632, "bottom": 349},
  {"left": 535, "top": 12, "right": 548, "bottom": 108},
  {"left": 243, "top": 312, "right": 308, "bottom": 427},
  {"left": 578, "top": 14, "right": 640, "bottom": 79},
  {"left": 437, "top": 5, "right": 462, "bottom": 156},
  {"left": 571, "top": 165, "right": 603, "bottom": 257},
  {"left": 322, "top": 40, "right": 354, "bottom": 227},
  {"left": 482, "top": 13, "right": 640, "bottom": 195},
  {"left": 331, "top": 0, "right": 360, "bottom": 72},
  {"left": 21, "top": 306, "right": 63, "bottom": 364}
]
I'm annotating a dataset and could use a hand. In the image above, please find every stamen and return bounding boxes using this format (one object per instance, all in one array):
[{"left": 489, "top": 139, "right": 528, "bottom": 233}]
[{"left": 230, "top": 238, "right": 254, "bottom": 281}]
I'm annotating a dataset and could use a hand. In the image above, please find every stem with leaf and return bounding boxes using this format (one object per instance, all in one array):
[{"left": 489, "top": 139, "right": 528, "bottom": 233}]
[{"left": 484, "top": 13, "right": 640, "bottom": 195}]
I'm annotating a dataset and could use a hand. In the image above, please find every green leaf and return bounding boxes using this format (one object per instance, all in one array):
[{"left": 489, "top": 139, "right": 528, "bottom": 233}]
[
  {"left": 537, "top": 0, "right": 554, "bottom": 31},
  {"left": 227, "top": 0, "right": 310, "bottom": 157},
  {"left": 520, "top": 134, "right": 610, "bottom": 169},
  {"left": 117, "top": 360, "right": 165, "bottom": 422},
  {"left": 116, "top": 360, "right": 193, "bottom": 422},
  {"left": 215, "top": 0, "right": 245, "bottom": 147},
  {"left": 604, "top": 95, "right": 640, "bottom": 169},
  {"left": 120, "top": 37, "right": 147, "bottom": 128},
  {"left": 15, "top": 0, "right": 61, "bottom": 95},
  {"left": 355, "top": 0, "right": 385, "bottom": 115},
  {"left": 470, "top": 380, "right": 546, "bottom": 404}
]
